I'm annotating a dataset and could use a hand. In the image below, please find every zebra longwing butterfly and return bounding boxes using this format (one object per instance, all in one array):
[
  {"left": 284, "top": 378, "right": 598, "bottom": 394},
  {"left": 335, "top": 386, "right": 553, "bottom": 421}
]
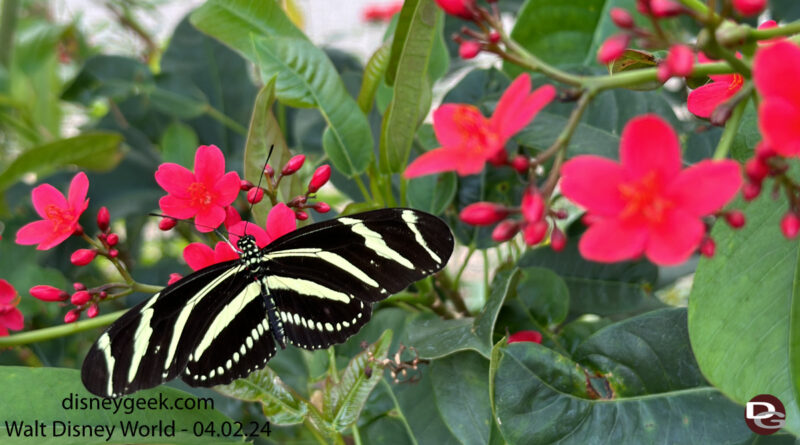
[{"left": 81, "top": 208, "right": 453, "bottom": 398}]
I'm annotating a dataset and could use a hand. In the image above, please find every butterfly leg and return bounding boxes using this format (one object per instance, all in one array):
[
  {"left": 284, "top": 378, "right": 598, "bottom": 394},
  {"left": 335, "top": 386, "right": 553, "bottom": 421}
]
[{"left": 260, "top": 277, "right": 286, "bottom": 349}]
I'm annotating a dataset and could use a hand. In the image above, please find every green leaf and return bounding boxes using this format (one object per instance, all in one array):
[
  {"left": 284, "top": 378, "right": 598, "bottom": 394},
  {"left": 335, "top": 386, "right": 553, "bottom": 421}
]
[
  {"left": 557, "top": 315, "right": 612, "bottom": 355},
  {"left": 61, "top": 55, "right": 153, "bottom": 105},
  {"left": 575, "top": 308, "right": 707, "bottom": 397},
  {"left": 0, "top": 367, "right": 237, "bottom": 444},
  {"left": 253, "top": 37, "right": 373, "bottom": 176},
  {"left": 405, "top": 172, "right": 456, "bottom": 215},
  {"left": 689, "top": 192, "right": 800, "bottom": 435},
  {"left": 408, "top": 269, "right": 520, "bottom": 359},
  {"left": 0, "top": 132, "right": 123, "bottom": 191},
  {"left": 516, "top": 111, "right": 620, "bottom": 159},
  {"left": 214, "top": 366, "right": 307, "bottom": 425},
  {"left": 243, "top": 80, "right": 301, "bottom": 225},
  {"left": 491, "top": 344, "right": 753, "bottom": 443},
  {"left": 385, "top": 0, "right": 419, "bottom": 86},
  {"left": 160, "top": 122, "right": 198, "bottom": 167},
  {"left": 518, "top": 235, "right": 661, "bottom": 316},
  {"left": 430, "top": 352, "right": 493, "bottom": 445},
  {"left": 357, "top": 40, "right": 392, "bottom": 114},
  {"left": 379, "top": 0, "right": 439, "bottom": 173},
  {"left": 514, "top": 267, "right": 570, "bottom": 326}
]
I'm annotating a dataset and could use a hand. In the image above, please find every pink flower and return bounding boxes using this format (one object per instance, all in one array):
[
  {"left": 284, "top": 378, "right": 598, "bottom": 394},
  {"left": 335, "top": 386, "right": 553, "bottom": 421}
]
[
  {"left": 404, "top": 74, "right": 555, "bottom": 178},
  {"left": 362, "top": 1, "right": 404, "bottom": 22},
  {"left": 155, "top": 145, "right": 241, "bottom": 233},
  {"left": 16, "top": 172, "right": 89, "bottom": 250},
  {"left": 183, "top": 242, "right": 240, "bottom": 271},
  {"left": 687, "top": 53, "right": 744, "bottom": 119},
  {"left": 754, "top": 41, "right": 800, "bottom": 157},
  {"left": 0, "top": 280, "right": 24, "bottom": 337},
  {"left": 434, "top": 0, "right": 477, "bottom": 20},
  {"left": 559, "top": 115, "right": 741, "bottom": 265},
  {"left": 508, "top": 330, "right": 542, "bottom": 344}
]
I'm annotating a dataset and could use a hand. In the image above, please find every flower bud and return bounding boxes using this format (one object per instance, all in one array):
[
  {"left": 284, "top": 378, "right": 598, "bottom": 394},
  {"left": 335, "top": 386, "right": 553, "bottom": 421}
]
[
  {"left": 553, "top": 209, "right": 568, "bottom": 219},
  {"left": 240, "top": 180, "right": 254, "bottom": 191},
  {"left": 159, "top": 217, "right": 177, "bottom": 231},
  {"left": 550, "top": 227, "right": 567, "bottom": 252},
  {"left": 756, "top": 143, "right": 776, "bottom": 161},
  {"left": 87, "top": 304, "right": 99, "bottom": 319},
  {"left": 71, "top": 290, "right": 91, "bottom": 306},
  {"left": 308, "top": 165, "right": 332, "bottom": 193},
  {"left": 649, "top": 0, "right": 683, "bottom": 17},
  {"left": 434, "top": 0, "right": 477, "bottom": 20},
  {"left": 489, "top": 31, "right": 501, "bottom": 44},
  {"left": 742, "top": 182, "right": 761, "bottom": 201},
  {"left": 313, "top": 202, "right": 331, "bottom": 213},
  {"left": 521, "top": 189, "right": 545, "bottom": 223},
  {"left": 99, "top": 291, "right": 107, "bottom": 300},
  {"left": 459, "top": 202, "right": 510, "bottom": 226},
  {"left": 666, "top": 44, "right": 694, "bottom": 77},
  {"left": 459, "top": 41, "right": 481, "bottom": 59},
  {"left": 108, "top": 249, "right": 119, "bottom": 258},
  {"left": 70, "top": 249, "right": 97, "bottom": 266},
  {"left": 700, "top": 238, "right": 716, "bottom": 258},
  {"left": 523, "top": 221, "right": 549, "bottom": 246},
  {"left": 73, "top": 282, "right": 86, "bottom": 291},
  {"left": 168, "top": 273, "right": 183, "bottom": 285},
  {"left": 295, "top": 210, "right": 309, "bottom": 221},
  {"left": 492, "top": 220, "right": 521, "bottom": 242},
  {"left": 733, "top": 0, "right": 766, "bottom": 16},
  {"left": 281, "top": 154, "right": 306, "bottom": 176},
  {"left": 610, "top": 7, "right": 634, "bottom": 29},
  {"left": 508, "top": 330, "right": 543, "bottom": 344},
  {"left": 30, "top": 285, "right": 68, "bottom": 302},
  {"left": 106, "top": 233, "right": 119, "bottom": 247},
  {"left": 597, "top": 34, "right": 630, "bottom": 64},
  {"left": 264, "top": 164, "right": 275, "bottom": 178},
  {"left": 724, "top": 210, "right": 746, "bottom": 229},
  {"left": 72, "top": 225, "right": 84, "bottom": 236},
  {"left": 782, "top": 213, "right": 800, "bottom": 239},
  {"left": 745, "top": 157, "right": 769, "bottom": 183},
  {"left": 247, "top": 187, "right": 265, "bottom": 204},
  {"left": 64, "top": 309, "right": 80, "bottom": 324},
  {"left": 97, "top": 206, "right": 110, "bottom": 232},
  {"left": 511, "top": 155, "right": 529, "bottom": 173}
]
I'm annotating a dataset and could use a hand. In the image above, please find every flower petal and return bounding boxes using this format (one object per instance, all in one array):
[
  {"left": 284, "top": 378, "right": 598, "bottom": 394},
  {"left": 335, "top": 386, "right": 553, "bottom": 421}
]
[
  {"left": 213, "top": 242, "right": 240, "bottom": 263},
  {"left": 754, "top": 41, "right": 800, "bottom": 103},
  {"left": 0, "top": 325, "right": 8, "bottom": 337},
  {"left": 687, "top": 81, "right": 738, "bottom": 118},
  {"left": 194, "top": 145, "right": 225, "bottom": 186},
  {"left": 432, "top": 104, "right": 472, "bottom": 148},
  {"left": 493, "top": 83, "right": 556, "bottom": 141},
  {"left": 0, "top": 280, "right": 15, "bottom": 304},
  {"left": 560, "top": 156, "right": 627, "bottom": 217},
  {"left": 1, "top": 308, "right": 23, "bottom": 331},
  {"left": 155, "top": 163, "right": 195, "bottom": 198},
  {"left": 645, "top": 210, "right": 705, "bottom": 265},
  {"left": 212, "top": 171, "right": 242, "bottom": 206},
  {"left": 666, "top": 160, "right": 742, "bottom": 217},
  {"left": 404, "top": 147, "right": 471, "bottom": 178},
  {"left": 67, "top": 172, "right": 89, "bottom": 213},
  {"left": 578, "top": 218, "right": 648, "bottom": 263},
  {"left": 37, "top": 230, "right": 73, "bottom": 251},
  {"left": 194, "top": 206, "right": 226, "bottom": 233},
  {"left": 15, "top": 220, "right": 54, "bottom": 246},
  {"left": 266, "top": 203, "right": 297, "bottom": 244},
  {"left": 620, "top": 115, "right": 682, "bottom": 182},
  {"left": 227, "top": 221, "right": 269, "bottom": 248},
  {"left": 31, "top": 184, "right": 67, "bottom": 220},
  {"left": 183, "top": 242, "right": 215, "bottom": 271},
  {"left": 759, "top": 98, "right": 800, "bottom": 157},
  {"left": 159, "top": 195, "right": 197, "bottom": 219}
]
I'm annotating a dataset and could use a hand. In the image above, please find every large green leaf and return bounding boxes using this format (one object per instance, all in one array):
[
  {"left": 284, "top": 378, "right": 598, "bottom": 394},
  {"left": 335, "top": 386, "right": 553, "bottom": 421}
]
[
  {"left": 252, "top": 37, "right": 373, "bottom": 176},
  {"left": 405, "top": 172, "right": 456, "bottom": 215},
  {"left": 379, "top": 0, "right": 439, "bottom": 173},
  {"left": 357, "top": 40, "right": 392, "bottom": 114},
  {"left": 0, "top": 132, "right": 123, "bottom": 191},
  {"left": 689, "top": 192, "right": 800, "bottom": 435},
  {"left": 0, "top": 367, "right": 237, "bottom": 444}
]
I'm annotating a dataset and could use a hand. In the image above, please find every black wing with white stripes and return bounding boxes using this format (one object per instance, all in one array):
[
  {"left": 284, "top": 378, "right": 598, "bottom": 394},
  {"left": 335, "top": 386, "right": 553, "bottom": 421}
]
[{"left": 81, "top": 208, "right": 453, "bottom": 397}]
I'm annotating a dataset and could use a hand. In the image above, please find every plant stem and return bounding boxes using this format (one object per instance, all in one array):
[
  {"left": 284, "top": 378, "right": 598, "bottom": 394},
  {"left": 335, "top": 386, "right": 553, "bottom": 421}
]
[
  {"left": 381, "top": 379, "right": 418, "bottom": 445},
  {"left": 750, "top": 20, "right": 800, "bottom": 41},
  {"left": 453, "top": 245, "right": 476, "bottom": 291},
  {"left": 587, "top": 61, "right": 731, "bottom": 91},
  {"left": 539, "top": 91, "right": 594, "bottom": 197},
  {"left": 713, "top": 96, "right": 748, "bottom": 160},
  {"left": 353, "top": 175, "right": 373, "bottom": 203},
  {"left": 0, "top": 310, "right": 127, "bottom": 347},
  {"left": 0, "top": 0, "right": 19, "bottom": 68},
  {"left": 328, "top": 346, "right": 339, "bottom": 384}
]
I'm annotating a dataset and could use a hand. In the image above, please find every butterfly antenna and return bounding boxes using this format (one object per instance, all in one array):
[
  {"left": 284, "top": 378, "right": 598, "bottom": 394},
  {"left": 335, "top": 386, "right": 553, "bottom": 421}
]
[{"left": 246, "top": 144, "right": 275, "bottom": 237}]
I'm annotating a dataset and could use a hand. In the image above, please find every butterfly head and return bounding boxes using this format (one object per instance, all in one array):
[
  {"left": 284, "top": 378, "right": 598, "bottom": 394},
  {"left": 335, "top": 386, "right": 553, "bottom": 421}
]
[{"left": 237, "top": 234, "right": 258, "bottom": 255}]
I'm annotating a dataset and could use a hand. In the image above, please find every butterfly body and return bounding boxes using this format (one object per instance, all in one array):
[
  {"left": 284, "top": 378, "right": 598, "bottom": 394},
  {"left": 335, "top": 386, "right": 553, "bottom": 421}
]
[{"left": 81, "top": 208, "right": 453, "bottom": 398}]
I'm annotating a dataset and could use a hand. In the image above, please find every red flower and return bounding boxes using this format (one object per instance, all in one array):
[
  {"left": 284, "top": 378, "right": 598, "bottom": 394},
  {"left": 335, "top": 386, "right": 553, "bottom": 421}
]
[
  {"left": 434, "top": 0, "right": 477, "bottom": 20},
  {"left": 155, "top": 145, "right": 241, "bottom": 233},
  {"left": 0, "top": 280, "right": 23, "bottom": 337},
  {"left": 183, "top": 242, "right": 240, "bottom": 271},
  {"left": 559, "top": 115, "right": 741, "bottom": 265},
  {"left": 754, "top": 41, "right": 800, "bottom": 157},
  {"left": 687, "top": 53, "right": 744, "bottom": 119},
  {"left": 16, "top": 172, "right": 89, "bottom": 250},
  {"left": 508, "top": 330, "right": 542, "bottom": 344},
  {"left": 362, "top": 1, "right": 404, "bottom": 22},
  {"left": 733, "top": 0, "right": 766, "bottom": 16},
  {"left": 404, "top": 74, "right": 555, "bottom": 178}
]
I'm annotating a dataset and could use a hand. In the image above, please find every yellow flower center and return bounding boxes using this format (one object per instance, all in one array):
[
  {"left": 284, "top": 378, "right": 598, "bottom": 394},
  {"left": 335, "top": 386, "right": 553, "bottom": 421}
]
[
  {"left": 618, "top": 171, "right": 673, "bottom": 224},
  {"left": 45, "top": 204, "right": 76, "bottom": 234},
  {"left": 453, "top": 107, "right": 500, "bottom": 156},
  {"left": 729, "top": 73, "right": 744, "bottom": 90},
  {"left": 188, "top": 182, "right": 214, "bottom": 209}
]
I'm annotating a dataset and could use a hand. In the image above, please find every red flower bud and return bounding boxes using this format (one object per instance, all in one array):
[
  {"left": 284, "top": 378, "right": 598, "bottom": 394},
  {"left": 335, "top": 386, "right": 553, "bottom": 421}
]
[
  {"left": 106, "top": 233, "right": 119, "bottom": 246},
  {"left": 459, "top": 41, "right": 481, "bottom": 59},
  {"left": 434, "top": 0, "right": 477, "bottom": 20},
  {"left": 724, "top": 210, "right": 746, "bottom": 229},
  {"left": 282, "top": 154, "right": 306, "bottom": 176},
  {"left": 295, "top": 210, "right": 309, "bottom": 221},
  {"left": 264, "top": 164, "right": 275, "bottom": 178},
  {"left": 492, "top": 220, "right": 521, "bottom": 242},
  {"left": 745, "top": 157, "right": 769, "bottom": 182},
  {"left": 782, "top": 213, "right": 800, "bottom": 239},
  {"left": 240, "top": 180, "right": 254, "bottom": 191},
  {"left": 87, "top": 304, "right": 99, "bottom": 319},
  {"left": 168, "top": 273, "right": 183, "bottom": 285},
  {"left": 742, "top": 181, "right": 761, "bottom": 201},
  {"left": 597, "top": 33, "right": 630, "bottom": 64},
  {"left": 508, "top": 330, "right": 543, "bottom": 344},
  {"left": 489, "top": 31, "right": 501, "bottom": 44},
  {"left": 521, "top": 189, "right": 545, "bottom": 223},
  {"left": 30, "top": 285, "right": 68, "bottom": 302},
  {"left": 99, "top": 291, "right": 107, "bottom": 300},
  {"left": 511, "top": 155, "right": 529, "bottom": 173},
  {"left": 71, "top": 290, "right": 91, "bottom": 306},
  {"left": 159, "top": 217, "right": 177, "bottom": 231},
  {"left": 72, "top": 225, "right": 84, "bottom": 237},
  {"left": 97, "top": 233, "right": 107, "bottom": 243},
  {"left": 665, "top": 44, "right": 694, "bottom": 77},
  {"left": 97, "top": 206, "right": 110, "bottom": 232},
  {"left": 73, "top": 282, "right": 86, "bottom": 291},
  {"left": 733, "top": 0, "right": 766, "bottom": 16},
  {"left": 460, "top": 202, "right": 510, "bottom": 226},
  {"left": 313, "top": 202, "right": 331, "bottom": 213},
  {"left": 755, "top": 143, "right": 776, "bottom": 161},
  {"left": 64, "top": 309, "right": 80, "bottom": 324},
  {"left": 523, "top": 221, "right": 549, "bottom": 246},
  {"left": 70, "top": 249, "right": 97, "bottom": 266},
  {"left": 108, "top": 249, "right": 119, "bottom": 258},
  {"left": 551, "top": 227, "right": 567, "bottom": 252},
  {"left": 610, "top": 7, "right": 634, "bottom": 29},
  {"left": 700, "top": 238, "right": 716, "bottom": 258},
  {"left": 649, "top": 0, "right": 683, "bottom": 17},
  {"left": 308, "top": 165, "right": 332, "bottom": 193},
  {"left": 247, "top": 187, "right": 265, "bottom": 204}
]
